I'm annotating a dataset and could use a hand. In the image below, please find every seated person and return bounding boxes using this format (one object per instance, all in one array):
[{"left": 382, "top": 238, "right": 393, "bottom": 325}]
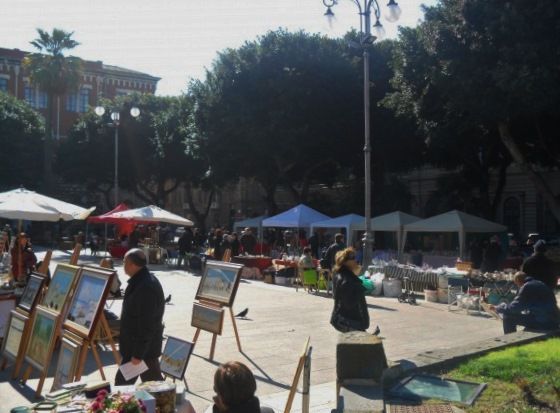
[
  {"left": 212, "top": 361, "right": 274, "bottom": 413},
  {"left": 298, "top": 247, "right": 315, "bottom": 270},
  {"left": 489, "top": 272, "right": 560, "bottom": 334}
]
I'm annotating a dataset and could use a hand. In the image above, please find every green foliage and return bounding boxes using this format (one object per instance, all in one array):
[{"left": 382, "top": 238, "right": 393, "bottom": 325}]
[{"left": 0, "top": 92, "right": 44, "bottom": 190}]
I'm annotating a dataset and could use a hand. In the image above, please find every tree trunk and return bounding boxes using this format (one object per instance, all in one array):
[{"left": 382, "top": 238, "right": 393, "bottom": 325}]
[
  {"left": 490, "top": 157, "right": 510, "bottom": 220},
  {"left": 42, "top": 93, "right": 55, "bottom": 192},
  {"left": 498, "top": 121, "right": 560, "bottom": 224},
  {"left": 184, "top": 182, "right": 214, "bottom": 232}
]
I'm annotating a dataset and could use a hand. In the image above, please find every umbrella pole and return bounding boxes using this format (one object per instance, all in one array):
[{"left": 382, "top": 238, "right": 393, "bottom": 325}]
[{"left": 104, "top": 223, "right": 108, "bottom": 257}]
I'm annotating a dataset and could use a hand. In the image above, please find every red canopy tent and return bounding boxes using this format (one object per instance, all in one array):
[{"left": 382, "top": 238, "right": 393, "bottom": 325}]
[{"left": 87, "top": 203, "right": 130, "bottom": 224}]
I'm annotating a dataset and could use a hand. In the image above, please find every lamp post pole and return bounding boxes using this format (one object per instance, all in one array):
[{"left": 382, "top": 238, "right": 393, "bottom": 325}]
[
  {"left": 322, "top": 0, "right": 401, "bottom": 266},
  {"left": 95, "top": 106, "right": 140, "bottom": 206}
]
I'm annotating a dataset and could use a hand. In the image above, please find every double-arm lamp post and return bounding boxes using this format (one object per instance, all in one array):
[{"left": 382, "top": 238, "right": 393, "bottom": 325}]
[
  {"left": 321, "top": 0, "right": 401, "bottom": 266},
  {"left": 94, "top": 105, "right": 140, "bottom": 206}
]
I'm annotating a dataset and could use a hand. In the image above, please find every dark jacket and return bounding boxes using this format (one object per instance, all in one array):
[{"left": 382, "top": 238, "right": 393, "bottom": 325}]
[
  {"left": 240, "top": 232, "right": 257, "bottom": 254},
  {"left": 522, "top": 252, "right": 557, "bottom": 289},
  {"left": 178, "top": 230, "right": 193, "bottom": 253},
  {"left": 330, "top": 267, "right": 369, "bottom": 332},
  {"left": 213, "top": 397, "right": 273, "bottom": 413},
  {"left": 496, "top": 277, "right": 559, "bottom": 327},
  {"left": 324, "top": 242, "right": 345, "bottom": 270},
  {"left": 119, "top": 267, "right": 165, "bottom": 360}
]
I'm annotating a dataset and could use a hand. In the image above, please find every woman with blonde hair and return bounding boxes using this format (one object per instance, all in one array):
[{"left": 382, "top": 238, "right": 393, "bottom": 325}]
[{"left": 330, "top": 247, "right": 370, "bottom": 332}]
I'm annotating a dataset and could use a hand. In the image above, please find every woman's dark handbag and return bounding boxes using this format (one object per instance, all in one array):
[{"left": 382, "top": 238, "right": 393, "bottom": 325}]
[{"left": 330, "top": 308, "right": 364, "bottom": 332}]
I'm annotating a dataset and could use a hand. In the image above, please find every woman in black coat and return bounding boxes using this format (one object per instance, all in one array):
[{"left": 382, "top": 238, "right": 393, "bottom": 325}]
[{"left": 330, "top": 247, "right": 370, "bottom": 332}]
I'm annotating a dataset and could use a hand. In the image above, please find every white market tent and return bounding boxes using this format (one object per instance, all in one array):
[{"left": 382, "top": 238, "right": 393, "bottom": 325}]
[
  {"left": 262, "top": 204, "right": 330, "bottom": 229},
  {"left": 371, "top": 211, "right": 421, "bottom": 254},
  {"left": 0, "top": 187, "right": 95, "bottom": 222},
  {"left": 402, "top": 210, "right": 507, "bottom": 258},
  {"left": 107, "top": 205, "right": 194, "bottom": 226},
  {"left": 310, "top": 214, "right": 365, "bottom": 246},
  {"left": 233, "top": 215, "right": 266, "bottom": 238}
]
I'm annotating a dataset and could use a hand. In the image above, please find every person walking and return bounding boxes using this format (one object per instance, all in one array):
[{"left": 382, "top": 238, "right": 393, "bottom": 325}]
[
  {"left": 330, "top": 247, "right": 370, "bottom": 333},
  {"left": 115, "top": 248, "right": 165, "bottom": 385},
  {"left": 521, "top": 240, "right": 557, "bottom": 290},
  {"left": 10, "top": 232, "right": 37, "bottom": 285},
  {"left": 177, "top": 228, "right": 193, "bottom": 268},
  {"left": 323, "top": 233, "right": 345, "bottom": 270}
]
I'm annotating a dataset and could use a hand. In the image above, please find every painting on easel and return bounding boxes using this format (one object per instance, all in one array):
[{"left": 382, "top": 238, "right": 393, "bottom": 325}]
[
  {"left": 195, "top": 261, "right": 243, "bottom": 307},
  {"left": 160, "top": 336, "right": 194, "bottom": 381},
  {"left": 1, "top": 310, "right": 28, "bottom": 361},
  {"left": 191, "top": 303, "right": 224, "bottom": 334},
  {"left": 64, "top": 267, "right": 113, "bottom": 340},
  {"left": 42, "top": 264, "right": 80, "bottom": 314},
  {"left": 18, "top": 273, "right": 46, "bottom": 313},
  {"left": 51, "top": 333, "right": 82, "bottom": 391},
  {"left": 24, "top": 306, "right": 58, "bottom": 371}
]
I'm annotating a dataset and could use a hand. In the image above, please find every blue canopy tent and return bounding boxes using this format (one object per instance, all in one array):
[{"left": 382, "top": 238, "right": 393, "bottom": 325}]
[
  {"left": 262, "top": 204, "right": 330, "bottom": 229},
  {"left": 310, "top": 213, "right": 365, "bottom": 246},
  {"left": 233, "top": 215, "right": 266, "bottom": 239}
]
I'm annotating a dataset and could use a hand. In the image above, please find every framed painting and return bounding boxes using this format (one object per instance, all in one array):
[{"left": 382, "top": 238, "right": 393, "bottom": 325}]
[
  {"left": 51, "top": 333, "right": 82, "bottom": 391},
  {"left": 18, "top": 273, "right": 47, "bottom": 313},
  {"left": 160, "top": 336, "right": 194, "bottom": 380},
  {"left": 1, "top": 310, "right": 28, "bottom": 361},
  {"left": 24, "top": 306, "right": 58, "bottom": 371},
  {"left": 195, "top": 261, "right": 243, "bottom": 306},
  {"left": 42, "top": 264, "right": 80, "bottom": 314},
  {"left": 64, "top": 267, "right": 113, "bottom": 340},
  {"left": 191, "top": 302, "right": 224, "bottom": 335}
]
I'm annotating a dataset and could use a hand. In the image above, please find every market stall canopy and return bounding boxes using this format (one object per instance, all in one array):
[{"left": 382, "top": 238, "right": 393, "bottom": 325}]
[
  {"left": 262, "top": 204, "right": 330, "bottom": 228},
  {"left": 311, "top": 214, "right": 365, "bottom": 245},
  {"left": 0, "top": 187, "right": 95, "bottom": 221},
  {"left": 107, "top": 205, "right": 194, "bottom": 226},
  {"left": 233, "top": 215, "right": 266, "bottom": 237},
  {"left": 402, "top": 210, "right": 507, "bottom": 258},
  {"left": 371, "top": 211, "right": 421, "bottom": 231},
  {"left": 87, "top": 203, "right": 150, "bottom": 225}
]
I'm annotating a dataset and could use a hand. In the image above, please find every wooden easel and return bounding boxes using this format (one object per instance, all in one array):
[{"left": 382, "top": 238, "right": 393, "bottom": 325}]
[
  {"left": 0, "top": 310, "right": 31, "bottom": 379},
  {"left": 69, "top": 244, "right": 82, "bottom": 265},
  {"left": 37, "top": 250, "right": 53, "bottom": 275},
  {"left": 191, "top": 300, "right": 242, "bottom": 361},
  {"left": 283, "top": 337, "right": 311, "bottom": 413}
]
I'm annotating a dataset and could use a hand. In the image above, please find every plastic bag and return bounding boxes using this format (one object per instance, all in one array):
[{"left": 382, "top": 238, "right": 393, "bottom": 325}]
[{"left": 359, "top": 275, "right": 375, "bottom": 293}]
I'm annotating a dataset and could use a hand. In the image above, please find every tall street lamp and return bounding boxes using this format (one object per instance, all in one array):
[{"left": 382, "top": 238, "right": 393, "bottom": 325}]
[
  {"left": 322, "top": 0, "right": 401, "bottom": 266},
  {"left": 94, "top": 105, "right": 140, "bottom": 205}
]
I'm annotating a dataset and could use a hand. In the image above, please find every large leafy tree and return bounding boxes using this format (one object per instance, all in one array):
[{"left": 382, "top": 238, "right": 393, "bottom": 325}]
[
  {"left": 56, "top": 94, "right": 205, "bottom": 210},
  {"left": 24, "top": 28, "right": 82, "bottom": 191},
  {"left": 190, "top": 29, "right": 363, "bottom": 214},
  {"left": 0, "top": 92, "right": 44, "bottom": 190},
  {"left": 387, "top": 0, "right": 560, "bottom": 222}
]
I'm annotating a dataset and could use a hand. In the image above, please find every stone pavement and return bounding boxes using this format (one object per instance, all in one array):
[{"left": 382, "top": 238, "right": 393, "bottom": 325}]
[{"left": 0, "top": 249, "right": 504, "bottom": 412}]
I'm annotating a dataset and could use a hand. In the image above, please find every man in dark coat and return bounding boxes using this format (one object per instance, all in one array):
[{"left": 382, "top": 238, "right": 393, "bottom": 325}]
[
  {"left": 177, "top": 228, "right": 193, "bottom": 268},
  {"left": 115, "top": 248, "right": 165, "bottom": 385},
  {"left": 521, "top": 240, "right": 557, "bottom": 290},
  {"left": 490, "top": 272, "right": 559, "bottom": 334},
  {"left": 323, "top": 233, "right": 345, "bottom": 270},
  {"left": 240, "top": 228, "right": 257, "bottom": 255}
]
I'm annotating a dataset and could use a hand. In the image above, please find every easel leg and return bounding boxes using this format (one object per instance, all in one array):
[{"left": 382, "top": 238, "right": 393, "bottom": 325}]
[
  {"left": 192, "top": 328, "right": 201, "bottom": 343},
  {"left": 100, "top": 313, "right": 121, "bottom": 364},
  {"left": 183, "top": 377, "right": 189, "bottom": 391},
  {"left": 21, "top": 365, "right": 32, "bottom": 384},
  {"left": 90, "top": 343, "right": 106, "bottom": 380},
  {"left": 229, "top": 308, "right": 242, "bottom": 352},
  {"left": 75, "top": 341, "right": 89, "bottom": 381},
  {"left": 35, "top": 374, "right": 46, "bottom": 398},
  {"left": 209, "top": 334, "right": 217, "bottom": 361}
]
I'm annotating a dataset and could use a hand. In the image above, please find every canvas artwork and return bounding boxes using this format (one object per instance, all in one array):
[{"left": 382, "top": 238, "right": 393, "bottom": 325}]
[
  {"left": 196, "top": 261, "right": 243, "bottom": 306},
  {"left": 191, "top": 302, "right": 224, "bottom": 334},
  {"left": 42, "top": 264, "right": 80, "bottom": 313},
  {"left": 18, "top": 273, "right": 46, "bottom": 313},
  {"left": 25, "top": 306, "right": 58, "bottom": 371},
  {"left": 160, "top": 336, "right": 194, "bottom": 380},
  {"left": 51, "top": 335, "right": 81, "bottom": 391},
  {"left": 64, "top": 267, "right": 112, "bottom": 339},
  {"left": 1, "top": 310, "right": 27, "bottom": 360}
]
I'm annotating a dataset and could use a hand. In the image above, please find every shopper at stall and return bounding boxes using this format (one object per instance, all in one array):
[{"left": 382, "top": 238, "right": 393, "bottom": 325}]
[
  {"left": 481, "top": 237, "right": 502, "bottom": 272},
  {"left": 298, "top": 247, "right": 315, "bottom": 270},
  {"left": 489, "top": 272, "right": 559, "bottom": 334},
  {"left": 240, "top": 227, "right": 257, "bottom": 255},
  {"left": 323, "top": 233, "right": 345, "bottom": 270},
  {"left": 330, "top": 247, "right": 370, "bottom": 333},
  {"left": 10, "top": 232, "right": 37, "bottom": 285},
  {"left": 212, "top": 361, "right": 274, "bottom": 413},
  {"left": 177, "top": 227, "right": 193, "bottom": 268},
  {"left": 115, "top": 248, "right": 165, "bottom": 385},
  {"left": 229, "top": 232, "right": 241, "bottom": 257},
  {"left": 521, "top": 240, "right": 557, "bottom": 290}
]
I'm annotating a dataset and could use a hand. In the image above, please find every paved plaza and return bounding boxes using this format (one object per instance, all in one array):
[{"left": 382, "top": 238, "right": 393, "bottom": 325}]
[{"left": 1, "top": 250, "right": 505, "bottom": 412}]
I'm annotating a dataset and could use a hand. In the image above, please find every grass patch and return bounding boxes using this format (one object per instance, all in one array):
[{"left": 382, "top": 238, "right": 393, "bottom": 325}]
[{"left": 444, "top": 338, "right": 560, "bottom": 412}]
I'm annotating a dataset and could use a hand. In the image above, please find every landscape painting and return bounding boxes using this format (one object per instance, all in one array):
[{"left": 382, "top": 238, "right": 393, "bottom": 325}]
[
  {"left": 42, "top": 264, "right": 80, "bottom": 314},
  {"left": 25, "top": 306, "right": 58, "bottom": 371},
  {"left": 160, "top": 336, "right": 194, "bottom": 380},
  {"left": 196, "top": 261, "right": 242, "bottom": 306}
]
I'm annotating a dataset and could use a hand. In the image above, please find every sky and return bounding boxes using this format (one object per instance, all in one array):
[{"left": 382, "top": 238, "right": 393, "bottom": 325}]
[{"left": 0, "top": 0, "right": 436, "bottom": 96}]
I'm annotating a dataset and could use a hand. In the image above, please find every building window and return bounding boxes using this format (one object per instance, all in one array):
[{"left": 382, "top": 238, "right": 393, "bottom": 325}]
[
  {"left": 79, "top": 88, "right": 90, "bottom": 112},
  {"left": 24, "top": 85, "right": 36, "bottom": 108},
  {"left": 0, "top": 78, "right": 8, "bottom": 92},
  {"left": 37, "top": 91, "right": 48, "bottom": 108},
  {"left": 503, "top": 197, "right": 521, "bottom": 237},
  {"left": 66, "top": 93, "right": 78, "bottom": 112}
]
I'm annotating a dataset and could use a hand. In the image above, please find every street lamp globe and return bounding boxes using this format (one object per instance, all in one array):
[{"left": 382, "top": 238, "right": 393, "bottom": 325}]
[
  {"left": 94, "top": 106, "right": 105, "bottom": 117},
  {"left": 130, "top": 106, "right": 140, "bottom": 118},
  {"left": 110, "top": 112, "right": 120, "bottom": 122},
  {"left": 385, "top": 0, "right": 402, "bottom": 23},
  {"left": 372, "top": 20, "right": 386, "bottom": 40}
]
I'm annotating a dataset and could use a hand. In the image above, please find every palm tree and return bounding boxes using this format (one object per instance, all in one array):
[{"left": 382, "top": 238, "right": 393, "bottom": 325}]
[{"left": 24, "top": 28, "right": 82, "bottom": 191}]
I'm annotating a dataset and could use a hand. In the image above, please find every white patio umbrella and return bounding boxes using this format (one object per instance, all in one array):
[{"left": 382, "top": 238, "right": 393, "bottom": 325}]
[
  {"left": 107, "top": 205, "right": 194, "bottom": 226},
  {"left": 0, "top": 187, "right": 95, "bottom": 222}
]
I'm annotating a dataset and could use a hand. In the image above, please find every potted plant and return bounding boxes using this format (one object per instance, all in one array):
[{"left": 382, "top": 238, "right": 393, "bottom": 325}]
[{"left": 87, "top": 389, "right": 147, "bottom": 413}]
